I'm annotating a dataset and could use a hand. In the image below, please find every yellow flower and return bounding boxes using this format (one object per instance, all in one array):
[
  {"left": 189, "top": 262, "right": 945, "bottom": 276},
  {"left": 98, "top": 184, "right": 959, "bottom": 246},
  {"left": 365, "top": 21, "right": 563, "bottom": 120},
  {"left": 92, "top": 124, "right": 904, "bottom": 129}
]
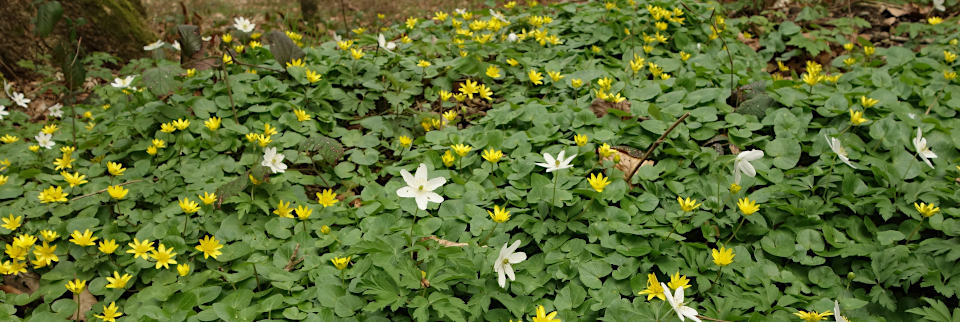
[
  {"left": 177, "top": 263, "right": 190, "bottom": 276},
  {"left": 173, "top": 118, "right": 190, "bottom": 130},
  {"left": 677, "top": 197, "right": 701, "bottom": 212},
  {"left": 573, "top": 134, "right": 588, "bottom": 146},
  {"left": 28, "top": 145, "right": 39, "bottom": 152},
  {"left": 679, "top": 51, "right": 691, "bottom": 61},
  {"left": 591, "top": 45, "right": 601, "bottom": 53},
  {"left": 406, "top": 17, "right": 418, "bottom": 29},
  {"left": 12, "top": 234, "right": 36, "bottom": 249},
  {"left": 146, "top": 146, "right": 158, "bottom": 155},
  {"left": 849, "top": 109, "right": 868, "bottom": 126},
  {"left": 249, "top": 174, "right": 261, "bottom": 185},
  {"left": 185, "top": 68, "right": 196, "bottom": 77},
  {"left": 794, "top": 310, "right": 834, "bottom": 322},
  {"left": 350, "top": 48, "right": 364, "bottom": 60},
  {"left": 65, "top": 279, "right": 86, "bottom": 294},
  {"left": 337, "top": 40, "right": 353, "bottom": 50},
  {"left": 41, "top": 124, "right": 59, "bottom": 134},
  {"left": 597, "top": 77, "right": 613, "bottom": 91},
  {"left": 588, "top": 173, "right": 611, "bottom": 193},
  {"left": 126, "top": 238, "right": 155, "bottom": 260},
  {"left": 442, "top": 150, "right": 456, "bottom": 167},
  {"left": 331, "top": 256, "right": 351, "bottom": 270},
  {"left": 60, "top": 171, "right": 88, "bottom": 187},
  {"left": 107, "top": 185, "right": 128, "bottom": 200},
  {"left": 0, "top": 134, "right": 20, "bottom": 144},
  {"left": 201, "top": 116, "right": 221, "bottom": 131},
  {"left": 864, "top": 46, "right": 875, "bottom": 56},
  {"left": 98, "top": 239, "right": 119, "bottom": 254},
  {"left": 712, "top": 246, "right": 735, "bottom": 266},
  {"left": 843, "top": 43, "right": 854, "bottom": 51},
  {"left": 32, "top": 242, "right": 58, "bottom": 267},
  {"left": 161, "top": 122, "right": 177, "bottom": 133},
  {"left": 70, "top": 229, "right": 98, "bottom": 246},
  {"left": 286, "top": 58, "right": 305, "bottom": 68},
  {"left": 946, "top": 70, "right": 958, "bottom": 81},
  {"left": 274, "top": 200, "right": 293, "bottom": 218},
  {"left": 105, "top": 271, "right": 132, "bottom": 288},
  {"left": 459, "top": 79, "right": 480, "bottom": 98},
  {"left": 150, "top": 243, "right": 178, "bottom": 269},
  {"left": 38, "top": 185, "right": 69, "bottom": 203},
  {"left": 486, "top": 65, "right": 502, "bottom": 78},
  {"left": 152, "top": 138, "right": 167, "bottom": 148},
  {"left": 2, "top": 214, "right": 22, "bottom": 231},
  {"left": 528, "top": 69, "right": 544, "bottom": 85},
  {"left": 221, "top": 33, "right": 232, "bottom": 43},
  {"left": 0, "top": 174, "right": 7, "bottom": 185},
  {"left": 5, "top": 244, "right": 26, "bottom": 260},
  {"left": 637, "top": 273, "right": 666, "bottom": 301},
  {"left": 443, "top": 110, "right": 458, "bottom": 122},
  {"left": 801, "top": 73, "right": 820, "bottom": 86},
  {"left": 398, "top": 136, "right": 412, "bottom": 148},
  {"left": 417, "top": 60, "right": 431, "bottom": 68},
  {"left": 843, "top": 57, "right": 856, "bottom": 66},
  {"left": 199, "top": 192, "right": 217, "bottom": 205},
  {"left": 452, "top": 93, "right": 466, "bottom": 102},
  {"left": 597, "top": 143, "right": 614, "bottom": 158},
  {"left": 438, "top": 90, "right": 453, "bottom": 101},
  {"left": 320, "top": 225, "right": 331, "bottom": 234},
  {"left": 915, "top": 202, "right": 940, "bottom": 217},
  {"left": 667, "top": 272, "right": 691, "bottom": 290},
  {"left": 737, "top": 197, "right": 759, "bottom": 215},
  {"left": 256, "top": 133, "right": 272, "bottom": 147},
  {"left": 94, "top": 302, "right": 123, "bottom": 322},
  {"left": 263, "top": 123, "right": 277, "bottom": 136},
  {"left": 451, "top": 144, "right": 472, "bottom": 157},
  {"left": 570, "top": 78, "right": 583, "bottom": 88},
  {"left": 294, "top": 109, "right": 311, "bottom": 122},
  {"left": 196, "top": 235, "right": 224, "bottom": 259},
  {"left": 53, "top": 153, "right": 75, "bottom": 170},
  {"left": 179, "top": 198, "right": 200, "bottom": 214},
  {"left": 477, "top": 84, "right": 493, "bottom": 101},
  {"left": 547, "top": 70, "right": 564, "bottom": 82},
  {"left": 488, "top": 205, "right": 510, "bottom": 223},
  {"left": 249, "top": 40, "right": 262, "bottom": 48},
  {"left": 506, "top": 58, "right": 519, "bottom": 66},
  {"left": 860, "top": 96, "right": 878, "bottom": 108},
  {"left": 295, "top": 205, "right": 313, "bottom": 220},
  {"left": 945, "top": 51, "right": 957, "bottom": 63},
  {"left": 317, "top": 189, "right": 338, "bottom": 207},
  {"left": 433, "top": 11, "right": 448, "bottom": 21},
  {"left": 928, "top": 17, "right": 943, "bottom": 25},
  {"left": 532, "top": 305, "right": 560, "bottom": 322},
  {"left": 40, "top": 230, "right": 58, "bottom": 241},
  {"left": 106, "top": 162, "right": 126, "bottom": 176},
  {"left": 482, "top": 148, "right": 503, "bottom": 163}
]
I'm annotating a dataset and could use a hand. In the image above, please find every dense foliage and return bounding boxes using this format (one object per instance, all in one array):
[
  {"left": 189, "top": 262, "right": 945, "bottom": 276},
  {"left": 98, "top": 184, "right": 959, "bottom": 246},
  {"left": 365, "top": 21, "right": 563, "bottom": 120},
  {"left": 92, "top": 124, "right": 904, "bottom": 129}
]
[{"left": 2, "top": 0, "right": 960, "bottom": 321}]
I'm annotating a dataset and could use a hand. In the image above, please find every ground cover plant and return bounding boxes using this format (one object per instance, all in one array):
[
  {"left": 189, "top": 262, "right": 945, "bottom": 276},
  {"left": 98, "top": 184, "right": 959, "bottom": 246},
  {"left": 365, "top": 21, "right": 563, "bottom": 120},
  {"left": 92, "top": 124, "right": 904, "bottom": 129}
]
[{"left": 2, "top": 0, "right": 960, "bottom": 321}]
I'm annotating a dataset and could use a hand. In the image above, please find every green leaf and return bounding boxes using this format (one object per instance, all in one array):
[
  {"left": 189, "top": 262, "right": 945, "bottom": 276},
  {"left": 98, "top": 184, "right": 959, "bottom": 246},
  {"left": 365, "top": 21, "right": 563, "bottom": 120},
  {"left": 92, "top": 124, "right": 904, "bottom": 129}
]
[
  {"left": 34, "top": 1, "right": 63, "bottom": 37},
  {"left": 265, "top": 31, "right": 305, "bottom": 67}
]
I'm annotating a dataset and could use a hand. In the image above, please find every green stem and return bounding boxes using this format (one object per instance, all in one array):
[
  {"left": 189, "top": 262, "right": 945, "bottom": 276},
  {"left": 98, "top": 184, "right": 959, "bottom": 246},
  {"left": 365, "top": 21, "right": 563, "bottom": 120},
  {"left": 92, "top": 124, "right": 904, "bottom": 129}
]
[
  {"left": 409, "top": 208, "right": 420, "bottom": 247},
  {"left": 479, "top": 222, "right": 498, "bottom": 246},
  {"left": 724, "top": 217, "right": 745, "bottom": 245},
  {"left": 906, "top": 222, "right": 923, "bottom": 242},
  {"left": 712, "top": 266, "right": 724, "bottom": 285},
  {"left": 552, "top": 171, "right": 560, "bottom": 207}
]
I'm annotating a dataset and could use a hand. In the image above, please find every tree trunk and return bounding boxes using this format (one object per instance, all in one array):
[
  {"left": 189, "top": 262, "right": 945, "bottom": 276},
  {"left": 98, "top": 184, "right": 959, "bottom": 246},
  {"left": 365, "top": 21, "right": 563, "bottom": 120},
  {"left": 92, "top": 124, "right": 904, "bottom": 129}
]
[{"left": 0, "top": 0, "right": 155, "bottom": 81}]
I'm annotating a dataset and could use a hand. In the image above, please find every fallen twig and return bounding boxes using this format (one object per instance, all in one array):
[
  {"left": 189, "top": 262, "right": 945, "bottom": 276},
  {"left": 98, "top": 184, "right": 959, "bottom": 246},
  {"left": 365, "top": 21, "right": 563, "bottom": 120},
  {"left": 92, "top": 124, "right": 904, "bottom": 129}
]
[{"left": 627, "top": 112, "right": 690, "bottom": 184}]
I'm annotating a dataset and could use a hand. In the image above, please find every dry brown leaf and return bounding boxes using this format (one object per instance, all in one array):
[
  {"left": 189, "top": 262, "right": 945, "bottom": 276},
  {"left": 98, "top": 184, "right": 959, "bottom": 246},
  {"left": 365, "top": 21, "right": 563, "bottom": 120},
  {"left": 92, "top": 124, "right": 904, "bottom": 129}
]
[
  {"left": 421, "top": 235, "right": 468, "bottom": 247},
  {"left": 2, "top": 272, "right": 40, "bottom": 295},
  {"left": 737, "top": 33, "right": 760, "bottom": 51},
  {"left": 601, "top": 148, "right": 653, "bottom": 181},
  {"left": 589, "top": 98, "right": 631, "bottom": 118},
  {"left": 69, "top": 289, "right": 97, "bottom": 321},
  {"left": 885, "top": 4, "right": 911, "bottom": 17}
]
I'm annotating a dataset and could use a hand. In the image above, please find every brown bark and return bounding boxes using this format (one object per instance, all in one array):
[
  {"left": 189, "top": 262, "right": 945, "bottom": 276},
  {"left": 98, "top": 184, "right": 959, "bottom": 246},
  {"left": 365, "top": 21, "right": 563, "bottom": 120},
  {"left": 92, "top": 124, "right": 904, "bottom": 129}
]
[{"left": 0, "top": 0, "right": 155, "bottom": 80}]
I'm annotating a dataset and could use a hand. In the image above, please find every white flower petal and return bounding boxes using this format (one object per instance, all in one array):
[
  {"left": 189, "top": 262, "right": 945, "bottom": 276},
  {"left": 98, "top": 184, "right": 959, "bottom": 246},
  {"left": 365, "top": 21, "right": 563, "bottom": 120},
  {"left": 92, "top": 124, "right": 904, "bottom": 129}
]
[
  {"left": 424, "top": 176, "right": 446, "bottom": 191},
  {"left": 497, "top": 269, "right": 506, "bottom": 288},
  {"left": 414, "top": 195, "right": 429, "bottom": 210},
  {"left": 507, "top": 252, "right": 526, "bottom": 263},
  {"left": 504, "top": 264, "right": 515, "bottom": 281},
  {"left": 396, "top": 186, "right": 415, "bottom": 198}
]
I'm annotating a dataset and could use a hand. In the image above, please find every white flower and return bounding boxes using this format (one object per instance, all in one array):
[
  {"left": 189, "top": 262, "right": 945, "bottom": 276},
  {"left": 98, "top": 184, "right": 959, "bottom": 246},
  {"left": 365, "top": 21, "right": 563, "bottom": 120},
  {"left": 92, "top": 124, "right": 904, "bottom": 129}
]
[
  {"left": 0, "top": 105, "right": 8, "bottom": 120},
  {"left": 172, "top": 40, "right": 181, "bottom": 51},
  {"left": 834, "top": 300, "right": 847, "bottom": 322},
  {"left": 233, "top": 16, "right": 255, "bottom": 33},
  {"left": 733, "top": 149, "right": 763, "bottom": 184},
  {"left": 11, "top": 92, "right": 30, "bottom": 108},
  {"left": 2, "top": 80, "right": 11, "bottom": 97},
  {"left": 377, "top": 34, "right": 396, "bottom": 52},
  {"left": 912, "top": 128, "right": 937, "bottom": 169},
  {"left": 111, "top": 76, "right": 135, "bottom": 89},
  {"left": 535, "top": 150, "right": 575, "bottom": 173},
  {"left": 143, "top": 40, "right": 165, "bottom": 51},
  {"left": 35, "top": 132, "right": 54, "bottom": 149},
  {"left": 489, "top": 9, "right": 506, "bottom": 21},
  {"left": 507, "top": 32, "right": 518, "bottom": 42},
  {"left": 201, "top": 36, "right": 212, "bottom": 42},
  {"left": 261, "top": 147, "right": 287, "bottom": 173},
  {"left": 396, "top": 163, "right": 446, "bottom": 210},
  {"left": 662, "top": 283, "right": 700, "bottom": 322},
  {"left": 46, "top": 103, "right": 63, "bottom": 118},
  {"left": 824, "top": 135, "right": 856, "bottom": 169},
  {"left": 455, "top": 8, "right": 467, "bottom": 15},
  {"left": 494, "top": 240, "right": 526, "bottom": 288},
  {"left": 332, "top": 32, "right": 342, "bottom": 43}
]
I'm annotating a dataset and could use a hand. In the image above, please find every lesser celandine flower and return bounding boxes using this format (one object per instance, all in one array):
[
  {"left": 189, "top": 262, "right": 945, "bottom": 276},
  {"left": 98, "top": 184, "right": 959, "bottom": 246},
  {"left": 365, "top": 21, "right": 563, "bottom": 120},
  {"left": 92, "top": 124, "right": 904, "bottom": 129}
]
[
  {"left": 2, "top": 214, "right": 22, "bottom": 231},
  {"left": 588, "top": 173, "right": 610, "bottom": 192},
  {"left": 172, "top": 119, "right": 190, "bottom": 130},
  {"left": 712, "top": 246, "right": 734, "bottom": 266},
  {"left": 528, "top": 69, "right": 544, "bottom": 85},
  {"left": 915, "top": 202, "right": 940, "bottom": 217},
  {"left": 320, "top": 225, "right": 331, "bottom": 234},
  {"left": 928, "top": 16, "right": 943, "bottom": 25},
  {"left": 107, "top": 185, "right": 128, "bottom": 200},
  {"left": 94, "top": 302, "right": 123, "bottom": 322},
  {"left": 274, "top": 200, "right": 293, "bottom": 218},
  {"left": 13, "top": 235, "right": 36, "bottom": 249},
  {"left": 945, "top": 70, "right": 957, "bottom": 81},
  {"left": 127, "top": 238, "right": 154, "bottom": 259},
  {"left": 33, "top": 242, "right": 58, "bottom": 267},
  {"left": 70, "top": 229, "right": 97, "bottom": 246},
  {"left": 204, "top": 117, "right": 221, "bottom": 131},
  {"left": 65, "top": 279, "right": 86, "bottom": 294},
  {"left": 442, "top": 150, "right": 456, "bottom": 167},
  {"left": 305, "top": 69, "right": 322, "bottom": 83},
  {"left": 198, "top": 192, "right": 216, "bottom": 205},
  {"left": 417, "top": 60, "right": 431, "bottom": 68},
  {"left": 61, "top": 171, "right": 88, "bottom": 187},
  {"left": 161, "top": 122, "right": 176, "bottom": 133},
  {"left": 532, "top": 305, "right": 559, "bottom": 322},
  {"left": 105, "top": 271, "right": 132, "bottom": 288},
  {"left": 295, "top": 205, "right": 312, "bottom": 220},
  {"left": 196, "top": 235, "right": 224, "bottom": 259},
  {"left": 151, "top": 243, "right": 177, "bottom": 269},
  {"left": 547, "top": 70, "right": 564, "bottom": 82},
  {"left": 677, "top": 197, "right": 701, "bottom": 212},
  {"left": 443, "top": 111, "right": 458, "bottom": 122},
  {"left": 737, "top": 197, "right": 759, "bottom": 215},
  {"left": 573, "top": 134, "right": 588, "bottom": 146},
  {"left": 185, "top": 68, "right": 196, "bottom": 77},
  {"left": 294, "top": 109, "right": 311, "bottom": 122},
  {"left": 0, "top": 174, "right": 7, "bottom": 185},
  {"left": 179, "top": 198, "right": 200, "bottom": 214},
  {"left": 459, "top": 79, "right": 480, "bottom": 98},
  {"left": 668, "top": 272, "right": 691, "bottom": 290},
  {"left": 638, "top": 273, "right": 666, "bottom": 301},
  {"left": 570, "top": 78, "right": 583, "bottom": 88},
  {"left": 316, "top": 189, "right": 338, "bottom": 207},
  {"left": 331, "top": 256, "right": 351, "bottom": 270},
  {"left": 38, "top": 185, "right": 68, "bottom": 203},
  {"left": 794, "top": 310, "right": 833, "bottom": 322},
  {"left": 177, "top": 263, "right": 190, "bottom": 276},
  {"left": 488, "top": 205, "right": 510, "bottom": 223},
  {"left": 398, "top": 136, "right": 412, "bottom": 148},
  {"left": 40, "top": 230, "right": 58, "bottom": 241},
  {"left": 486, "top": 65, "right": 501, "bottom": 78},
  {"left": 482, "top": 149, "right": 503, "bottom": 163},
  {"left": 864, "top": 46, "right": 875, "bottom": 55},
  {"left": 843, "top": 43, "right": 854, "bottom": 51},
  {"left": 451, "top": 144, "right": 472, "bottom": 157},
  {"left": 350, "top": 48, "right": 364, "bottom": 59}
]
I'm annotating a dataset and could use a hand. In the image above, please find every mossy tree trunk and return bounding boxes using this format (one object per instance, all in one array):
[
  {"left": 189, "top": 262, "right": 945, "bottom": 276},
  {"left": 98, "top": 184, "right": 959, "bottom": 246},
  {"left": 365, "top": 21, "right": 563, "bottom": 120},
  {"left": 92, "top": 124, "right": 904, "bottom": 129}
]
[{"left": 0, "top": 0, "right": 155, "bottom": 80}]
